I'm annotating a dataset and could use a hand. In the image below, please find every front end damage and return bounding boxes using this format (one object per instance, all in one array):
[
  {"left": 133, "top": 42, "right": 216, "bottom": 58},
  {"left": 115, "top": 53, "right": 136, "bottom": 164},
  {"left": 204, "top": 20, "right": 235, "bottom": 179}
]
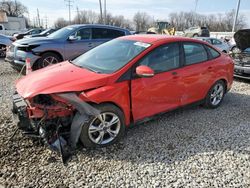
[{"left": 12, "top": 92, "right": 99, "bottom": 163}]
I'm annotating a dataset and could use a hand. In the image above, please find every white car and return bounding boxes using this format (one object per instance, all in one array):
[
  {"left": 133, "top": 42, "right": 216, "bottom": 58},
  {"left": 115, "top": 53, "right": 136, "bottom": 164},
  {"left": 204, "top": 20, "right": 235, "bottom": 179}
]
[
  {"left": 197, "top": 37, "right": 230, "bottom": 53},
  {"left": 0, "top": 34, "right": 15, "bottom": 57}
]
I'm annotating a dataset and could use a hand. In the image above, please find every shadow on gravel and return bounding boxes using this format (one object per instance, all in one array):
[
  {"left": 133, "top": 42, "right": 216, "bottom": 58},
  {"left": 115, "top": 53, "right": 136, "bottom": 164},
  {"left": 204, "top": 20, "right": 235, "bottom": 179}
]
[{"left": 77, "top": 91, "right": 250, "bottom": 165}]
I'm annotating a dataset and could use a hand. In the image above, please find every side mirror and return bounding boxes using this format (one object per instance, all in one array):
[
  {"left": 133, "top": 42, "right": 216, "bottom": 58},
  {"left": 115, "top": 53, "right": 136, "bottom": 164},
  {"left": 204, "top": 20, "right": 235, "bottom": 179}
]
[
  {"left": 68, "top": 35, "right": 78, "bottom": 41},
  {"left": 136, "top": 65, "right": 154, "bottom": 78}
]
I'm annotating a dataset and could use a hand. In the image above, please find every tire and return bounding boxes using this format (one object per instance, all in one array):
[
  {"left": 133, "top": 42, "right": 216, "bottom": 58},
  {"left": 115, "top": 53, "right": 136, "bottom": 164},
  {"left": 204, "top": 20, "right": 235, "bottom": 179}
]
[
  {"left": 80, "top": 104, "right": 126, "bottom": 148},
  {"left": 193, "top": 33, "right": 199, "bottom": 37},
  {"left": 33, "top": 52, "right": 61, "bottom": 70},
  {"left": 204, "top": 80, "right": 226, "bottom": 109}
]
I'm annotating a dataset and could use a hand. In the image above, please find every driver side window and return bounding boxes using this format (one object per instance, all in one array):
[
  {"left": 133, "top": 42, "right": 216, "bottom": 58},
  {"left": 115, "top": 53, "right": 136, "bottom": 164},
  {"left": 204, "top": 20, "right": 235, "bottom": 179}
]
[
  {"left": 139, "top": 43, "right": 180, "bottom": 73},
  {"left": 73, "top": 28, "right": 91, "bottom": 40}
]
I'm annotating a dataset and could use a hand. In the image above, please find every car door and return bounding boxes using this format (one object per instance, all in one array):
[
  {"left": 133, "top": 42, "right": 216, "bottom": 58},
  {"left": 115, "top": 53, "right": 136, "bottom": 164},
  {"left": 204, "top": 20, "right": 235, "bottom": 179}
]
[
  {"left": 131, "top": 42, "right": 184, "bottom": 121},
  {"left": 179, "top": 42, "right": 216, "bottom": 105},
  {"left": 64, "top": 27, "right": 92, "bottom": 60}
]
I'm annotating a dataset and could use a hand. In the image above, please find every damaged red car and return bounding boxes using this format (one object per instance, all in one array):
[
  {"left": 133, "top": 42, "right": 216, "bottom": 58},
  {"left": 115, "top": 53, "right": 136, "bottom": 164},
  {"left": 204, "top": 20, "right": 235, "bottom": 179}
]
[{"left": 13, "top": 35, "right": 234, "bottom": 153}]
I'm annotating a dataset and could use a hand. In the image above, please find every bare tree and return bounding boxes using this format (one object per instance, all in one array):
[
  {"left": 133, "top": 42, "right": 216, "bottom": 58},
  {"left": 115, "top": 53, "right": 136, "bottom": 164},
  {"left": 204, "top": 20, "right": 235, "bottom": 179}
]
[
  {"left": 54, "top": 17, "right": 69, "bottom": 28},
  {"left": 133, "top": 12, "right": 154, "bottom": 32},
  {"left": 0, "top": 0, "right": 28, "bottom": 17},
  {"left": 73, "top": 10, "right": 98, "bottom": 24},
  {"left": 169, "top": 10, "right": 246, "bottom": 32}
]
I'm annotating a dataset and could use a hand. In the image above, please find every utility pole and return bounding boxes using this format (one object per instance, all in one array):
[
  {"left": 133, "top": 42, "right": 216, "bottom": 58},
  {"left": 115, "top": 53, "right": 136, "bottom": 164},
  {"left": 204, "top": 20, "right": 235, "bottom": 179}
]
[
  {"left": 194, "top": 0, "right": 198, "bottom": 13},
  {"left": 104, "top": 0, "right": 106, "bottom": 24},
  {"left": 37, "top": 8, "right": 41, "bottom": 27},
  {"left": 232, "top": 0, "right": 241, "bottom": 32},
  {"left": 44, "top": 16, "right": 48, "bottom": 29},
  {"left": 99, "top": 0, "right": 103, "bottom": 24},
  {"left": 65, "top": 0, "right": 73, "bottom": 23},
  {"left": 76, "top": 6, "right": 80, "bottom": 24}
]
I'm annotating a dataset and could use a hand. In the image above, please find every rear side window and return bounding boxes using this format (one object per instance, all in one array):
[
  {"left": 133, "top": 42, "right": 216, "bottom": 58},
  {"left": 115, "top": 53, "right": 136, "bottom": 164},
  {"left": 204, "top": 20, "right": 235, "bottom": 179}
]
[
  {"left": 183, "top": 42, "right": 208, "bottom": 65},
  {"left": 139, "top": 43, "right": 180, "bottom": 73},
  {"left": 92, "top": 28, "right": 125, "bottom": 39},
  {"left": 206, "top": 46, "right": 220, "bottom": 59},
  {"left": 212, "top": 39, "right": 222, "bottom": 45},
  {"left": 0, "top": 25, "right": 3, "bottom": 30}
]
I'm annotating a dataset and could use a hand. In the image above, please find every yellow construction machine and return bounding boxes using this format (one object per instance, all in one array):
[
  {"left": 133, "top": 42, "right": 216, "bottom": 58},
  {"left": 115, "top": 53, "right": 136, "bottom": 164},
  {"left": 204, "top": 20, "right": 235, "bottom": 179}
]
[{"left": 147, "top": 21, "right": 175, "bottom": 35}]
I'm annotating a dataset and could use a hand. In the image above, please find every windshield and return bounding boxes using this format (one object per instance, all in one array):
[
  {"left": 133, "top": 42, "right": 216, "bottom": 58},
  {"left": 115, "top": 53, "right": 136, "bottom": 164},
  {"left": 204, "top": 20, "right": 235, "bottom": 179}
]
[
  {"left": 47, "top": 27, "right": 75, "bottom": 39},
  {"left": 72, "top": 39, "right": 151, "bottom": 74},
  {"left": 40, "top": 29, "right": 51, "bottom": 35}
]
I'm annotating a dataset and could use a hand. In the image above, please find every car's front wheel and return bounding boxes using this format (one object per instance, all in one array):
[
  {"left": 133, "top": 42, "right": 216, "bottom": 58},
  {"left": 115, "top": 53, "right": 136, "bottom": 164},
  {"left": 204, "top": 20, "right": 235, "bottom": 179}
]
[
  {"left": 80, "top": 104, "right": 126, "bottom": 148},
  {"left": 34, "top": 52, "right": 61, "bottom": 70},
  {"left": 204, "top": 80, "right": 226, "bottom": 108}
]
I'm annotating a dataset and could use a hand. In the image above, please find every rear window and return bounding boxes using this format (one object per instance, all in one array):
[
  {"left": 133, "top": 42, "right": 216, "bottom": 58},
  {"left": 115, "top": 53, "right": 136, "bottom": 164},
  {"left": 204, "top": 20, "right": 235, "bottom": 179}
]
[{"left": 92, "top": 28, "right": 125, "bottom": 39}]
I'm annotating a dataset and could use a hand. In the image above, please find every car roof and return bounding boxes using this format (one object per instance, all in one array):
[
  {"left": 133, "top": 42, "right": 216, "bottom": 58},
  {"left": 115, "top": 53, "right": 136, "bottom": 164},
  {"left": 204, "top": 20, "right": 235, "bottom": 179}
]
[
  {"left": 66, "top": 24, "right": 130, "bottom": 32},
  {"left": 120, "top": 34, "right": 209, "bottom": 44}
]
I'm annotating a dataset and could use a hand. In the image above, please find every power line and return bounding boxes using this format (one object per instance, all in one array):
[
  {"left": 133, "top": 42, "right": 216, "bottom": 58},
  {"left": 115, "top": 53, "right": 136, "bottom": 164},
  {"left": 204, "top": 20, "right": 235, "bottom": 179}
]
[{"left": 64, "top": 0, "right": 73, "bottom": 23}]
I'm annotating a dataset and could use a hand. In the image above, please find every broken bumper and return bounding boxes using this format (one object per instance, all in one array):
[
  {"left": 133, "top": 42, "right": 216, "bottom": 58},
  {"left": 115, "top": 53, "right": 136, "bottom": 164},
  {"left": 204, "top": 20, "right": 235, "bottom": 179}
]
[{"left": 12, "top": 93, "right": 33, "bottom": 131}]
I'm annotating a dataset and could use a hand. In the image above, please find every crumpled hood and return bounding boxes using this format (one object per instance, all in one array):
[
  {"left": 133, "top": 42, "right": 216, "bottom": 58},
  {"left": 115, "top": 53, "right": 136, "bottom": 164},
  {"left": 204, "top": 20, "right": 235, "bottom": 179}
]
[
  {"left": 234, "top": 29, "right": 250, "bottom": 51},
  {"left": 16, "top": 61, "right": 110, "bottom": 99},
  {"left": 14, "top": 37, "right": 56, "bottom": 46}
]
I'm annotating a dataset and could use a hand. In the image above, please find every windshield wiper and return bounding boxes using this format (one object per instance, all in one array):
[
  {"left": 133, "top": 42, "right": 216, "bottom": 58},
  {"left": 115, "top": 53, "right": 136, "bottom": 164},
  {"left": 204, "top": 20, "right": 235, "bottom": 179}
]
[{"left": 68, "top": 60, "right": 102, "bottom": 73}]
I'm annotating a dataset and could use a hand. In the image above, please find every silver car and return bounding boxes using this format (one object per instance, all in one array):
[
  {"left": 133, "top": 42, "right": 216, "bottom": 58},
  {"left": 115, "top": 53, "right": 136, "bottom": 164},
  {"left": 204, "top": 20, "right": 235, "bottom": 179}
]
[
  {"left": 197, "top": 37, "right": 230, "bottom": 53},
  {"left": 0, "top": 34, "right": 15, "bottom": 57},
  {"left": 5, "top": 24, "right": 131, "bottom": 71}
]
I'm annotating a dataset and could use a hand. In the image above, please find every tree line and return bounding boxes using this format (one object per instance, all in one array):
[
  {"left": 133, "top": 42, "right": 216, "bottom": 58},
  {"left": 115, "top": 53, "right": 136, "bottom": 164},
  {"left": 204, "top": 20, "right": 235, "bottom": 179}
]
[{"left": 0, "top": 0, "right": 247, "bottom": 32}]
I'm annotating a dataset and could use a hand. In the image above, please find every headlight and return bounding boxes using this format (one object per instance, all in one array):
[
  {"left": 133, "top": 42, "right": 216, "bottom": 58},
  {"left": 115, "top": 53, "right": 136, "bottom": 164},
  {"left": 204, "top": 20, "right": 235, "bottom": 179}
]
[{"left": 17, "top": 44, "right": 40, "bottom": 52}]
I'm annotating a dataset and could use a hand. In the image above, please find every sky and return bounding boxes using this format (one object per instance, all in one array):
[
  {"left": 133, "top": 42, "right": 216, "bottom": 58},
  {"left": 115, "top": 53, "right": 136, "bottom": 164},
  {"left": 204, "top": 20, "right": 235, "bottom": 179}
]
[{"left": 19, "top": 0, "right": 250, "bottom": 28}]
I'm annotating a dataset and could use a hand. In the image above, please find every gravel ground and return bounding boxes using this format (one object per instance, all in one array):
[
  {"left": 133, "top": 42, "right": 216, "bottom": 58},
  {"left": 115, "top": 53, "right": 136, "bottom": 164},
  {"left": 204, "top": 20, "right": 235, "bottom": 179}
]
[{"left": 0, "top": 59, "right": 250, "bottom": 187}]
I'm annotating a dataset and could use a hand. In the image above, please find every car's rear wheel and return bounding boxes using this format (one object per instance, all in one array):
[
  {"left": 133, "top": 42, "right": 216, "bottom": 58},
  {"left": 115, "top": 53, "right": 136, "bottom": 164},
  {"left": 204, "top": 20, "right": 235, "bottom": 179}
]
[
  {"left": 204, "top": 80, "right": 225, "bottom": 108},
  {"left": 34, "top": 52, "right": 61, "bottom": 70},
  {"left": 80, "top": 104, "right": 126, "bottom": 148}
]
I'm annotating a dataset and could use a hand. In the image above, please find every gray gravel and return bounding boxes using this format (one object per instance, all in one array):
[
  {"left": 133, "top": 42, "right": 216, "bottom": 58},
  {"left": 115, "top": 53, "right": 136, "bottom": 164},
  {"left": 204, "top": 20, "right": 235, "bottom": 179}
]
[{"left": 0, "top": 59, "right": 250, "bottom": 187}]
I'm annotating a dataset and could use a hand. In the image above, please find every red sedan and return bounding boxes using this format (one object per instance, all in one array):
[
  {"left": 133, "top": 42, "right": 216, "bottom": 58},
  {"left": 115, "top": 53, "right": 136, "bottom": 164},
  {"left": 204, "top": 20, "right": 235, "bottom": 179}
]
[{"left": 13, "top": 35, "right": 234, "bottom": 150}]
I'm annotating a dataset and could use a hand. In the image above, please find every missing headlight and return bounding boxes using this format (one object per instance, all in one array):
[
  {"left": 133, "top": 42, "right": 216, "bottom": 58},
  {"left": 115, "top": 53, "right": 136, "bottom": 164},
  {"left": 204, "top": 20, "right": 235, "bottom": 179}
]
[{"left": 33, "top": 94, "right": 56, "bottom": 106}]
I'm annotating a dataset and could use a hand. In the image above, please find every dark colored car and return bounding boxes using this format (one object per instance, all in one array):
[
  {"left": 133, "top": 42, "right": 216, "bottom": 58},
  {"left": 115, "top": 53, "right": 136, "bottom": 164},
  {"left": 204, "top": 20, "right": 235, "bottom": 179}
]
[
  {"left": 12, "top": 35, "right": 233, "bottom": 160},
  {"left": 13, "top": 28, "right": 44, "bottom": 40},
  {"left": 6, "top": 24, "right": 131, "bottom": 72},
  {"left": 23, "top": 28, "right": 58, "bottom": 39},
  {"left": 231, "top": 29, "right": 250, "bottom": 79}
]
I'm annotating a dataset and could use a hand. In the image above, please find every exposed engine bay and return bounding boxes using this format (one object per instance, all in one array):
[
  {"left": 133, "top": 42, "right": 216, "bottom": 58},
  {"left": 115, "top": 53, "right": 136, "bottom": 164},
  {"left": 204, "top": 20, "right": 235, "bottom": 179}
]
[{"left": 12, "top": 92, "right": 100, "bottom": 163}]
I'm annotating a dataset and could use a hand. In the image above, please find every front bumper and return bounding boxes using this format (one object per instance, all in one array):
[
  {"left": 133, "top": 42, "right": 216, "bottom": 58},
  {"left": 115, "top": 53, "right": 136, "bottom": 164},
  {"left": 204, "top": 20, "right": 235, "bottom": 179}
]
[
  {"left": 12, "top": 93, "right": 33, "bottom": 131},
  {"left": 5, "top": 48, "right": 40, "bottom": 71},
  {"left": 234, "top": 64, "right": 250, "bottom": 79}
]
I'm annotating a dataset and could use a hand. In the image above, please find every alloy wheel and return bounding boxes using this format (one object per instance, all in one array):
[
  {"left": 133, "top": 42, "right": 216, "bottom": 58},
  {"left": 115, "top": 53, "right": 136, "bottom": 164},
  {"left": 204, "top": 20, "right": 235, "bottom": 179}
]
[
  {"left": 42, "top": 56, "right": 59, "bottom": 67},
  {"left": 88, "top": 112, "right": 121, "bottom": 145},
  {"left": 210, "top": 83, "right": 224, "bottom": 106}
]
